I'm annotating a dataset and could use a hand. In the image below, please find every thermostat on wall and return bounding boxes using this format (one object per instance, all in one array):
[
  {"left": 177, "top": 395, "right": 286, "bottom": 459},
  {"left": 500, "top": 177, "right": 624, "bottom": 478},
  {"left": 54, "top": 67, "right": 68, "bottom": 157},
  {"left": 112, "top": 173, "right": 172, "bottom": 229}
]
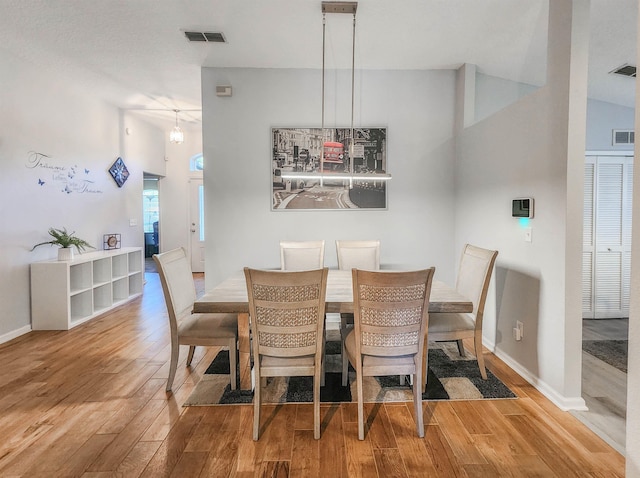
[{"left": 512, "top": 198, "right": 534, "bottom": 218}]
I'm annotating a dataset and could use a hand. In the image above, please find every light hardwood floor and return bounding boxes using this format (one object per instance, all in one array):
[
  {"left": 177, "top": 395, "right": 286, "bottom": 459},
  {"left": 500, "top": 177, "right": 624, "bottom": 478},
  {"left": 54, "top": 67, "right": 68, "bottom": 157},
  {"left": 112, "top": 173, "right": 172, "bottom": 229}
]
[
  {"left": 0, "top": 273, "right": 625, "bottom": 477},
  {"left": 573, "top": 318, "right": 628, "bottom": 455}
]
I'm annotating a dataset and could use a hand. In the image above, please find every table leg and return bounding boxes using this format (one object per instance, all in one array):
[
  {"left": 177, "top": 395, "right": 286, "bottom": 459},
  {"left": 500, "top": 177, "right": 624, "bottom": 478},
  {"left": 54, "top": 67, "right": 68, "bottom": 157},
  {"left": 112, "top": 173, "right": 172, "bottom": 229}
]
[{"left": 237, "top": 313, "right": 253, "bottom": 390}]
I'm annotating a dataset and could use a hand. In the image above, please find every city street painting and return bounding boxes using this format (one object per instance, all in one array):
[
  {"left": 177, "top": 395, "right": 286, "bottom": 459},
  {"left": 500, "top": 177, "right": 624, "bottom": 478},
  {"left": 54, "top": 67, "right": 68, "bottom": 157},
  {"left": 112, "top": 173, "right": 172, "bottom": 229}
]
[{"left": 272, "top": 127, "right": 388, "bottom": 210}]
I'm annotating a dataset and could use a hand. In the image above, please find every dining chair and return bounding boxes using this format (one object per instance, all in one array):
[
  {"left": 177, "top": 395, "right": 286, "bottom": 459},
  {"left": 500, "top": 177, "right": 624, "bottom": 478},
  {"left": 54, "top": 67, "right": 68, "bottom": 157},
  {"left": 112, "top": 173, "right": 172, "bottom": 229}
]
[
  {"left": 244, "top": 267, "right": 329, "bottom": 440},
  {"left": 154, "top": 248, "right": 238, "bottom": 392},
  {"left": 280, "top": 240, "right": 325, "bottom": 271},
  {"left": 335, "top": 240, "right": 381, "bottom": 385},
  {"left": 343, "top": 268, "right": 435, "bottom": 440},
  {"left": 428, "top": 244, "right": 498, "bottom": 380}
]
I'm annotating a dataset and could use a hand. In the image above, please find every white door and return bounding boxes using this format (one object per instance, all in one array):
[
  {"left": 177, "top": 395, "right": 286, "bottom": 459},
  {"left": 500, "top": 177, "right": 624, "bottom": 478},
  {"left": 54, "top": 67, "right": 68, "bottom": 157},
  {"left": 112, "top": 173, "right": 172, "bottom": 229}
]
[
  {"left": 190, "top": 178, "right": 205, "bottom": 272},
  {"left": 583, "top": 155, "right": 633, "bottom": 318}
]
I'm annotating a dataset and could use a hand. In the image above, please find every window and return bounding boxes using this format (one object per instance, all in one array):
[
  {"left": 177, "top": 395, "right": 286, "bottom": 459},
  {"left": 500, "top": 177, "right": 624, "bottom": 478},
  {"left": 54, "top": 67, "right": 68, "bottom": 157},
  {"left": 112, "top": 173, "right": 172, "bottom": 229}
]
[{"left": 190, "top": 153, "right": 204, "bottom": 172}]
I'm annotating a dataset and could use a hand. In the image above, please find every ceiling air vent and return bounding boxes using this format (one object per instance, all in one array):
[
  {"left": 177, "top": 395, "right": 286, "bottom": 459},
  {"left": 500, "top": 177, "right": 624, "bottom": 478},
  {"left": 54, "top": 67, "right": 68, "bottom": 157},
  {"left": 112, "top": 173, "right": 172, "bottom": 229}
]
[
  {"left": 184, "top": 31, "right": 226, "bottom": 43},
  {"left": 610, "top": 64, "right": 637, "bottom": 77}
]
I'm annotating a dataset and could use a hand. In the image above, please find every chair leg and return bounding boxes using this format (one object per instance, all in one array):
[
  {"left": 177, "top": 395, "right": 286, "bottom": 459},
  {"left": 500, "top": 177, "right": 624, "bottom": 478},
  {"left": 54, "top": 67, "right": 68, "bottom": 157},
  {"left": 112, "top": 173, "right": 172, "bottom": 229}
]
[
  {"left": 166, "top": 339, "right": 179, "bottom": 392},
  {"left": 356, "top": 368, "right": 365, "bottom": 440},
  {"left": 342, "top": 341, "right": 349, "bottom": 386},
  {"left": 186, "top": 345, "right": 196, "bottom": 366},
  {"left": 253, "top": 368, "right": 262, "bottom": 440},
  {"left": 474, "top": 331, "right": 487, "bottom": 380},
  {"left": 456, "top": 339, "right": 466, "bottom": 357},
  {"left": 341, "top": 315, "right": 349, "bottom": 386},
  {"left": 229, "top": 339, "right": 238, "bottom": 390},
  {"left": 413, "top": 369, "right": 424, "bottom": 438},
  {"left": 314, "top": 369, "right": 321, "bottom": 439}
]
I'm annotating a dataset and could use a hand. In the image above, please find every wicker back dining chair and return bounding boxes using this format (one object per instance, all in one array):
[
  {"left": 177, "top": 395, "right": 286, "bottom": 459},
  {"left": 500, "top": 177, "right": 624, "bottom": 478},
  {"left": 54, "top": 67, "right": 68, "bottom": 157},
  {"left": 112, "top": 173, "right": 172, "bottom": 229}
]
[
  {"left": 244, "top": 267, "right": 329, "bottom": 440},
  {"left": 335, "top": 240, "right": 381, "bottom": 385},
  {"left": 428, "top": 244, "right": 498, "bottom": 379},
  {"left": 280, "top": 240, "right": 325, "bottom": 271},
  {"left": 343, "top": 268, "right": 435, "bottom": 440},
  {"left": 154, "top": 248, "right": 238, "bottom": 392}
]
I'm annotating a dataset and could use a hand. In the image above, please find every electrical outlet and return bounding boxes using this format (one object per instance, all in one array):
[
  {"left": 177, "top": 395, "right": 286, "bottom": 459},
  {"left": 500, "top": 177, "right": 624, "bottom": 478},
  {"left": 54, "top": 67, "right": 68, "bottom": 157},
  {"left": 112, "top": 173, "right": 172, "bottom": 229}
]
[{"left": 516, "top": 321, "right": 524, "bottom": 340}]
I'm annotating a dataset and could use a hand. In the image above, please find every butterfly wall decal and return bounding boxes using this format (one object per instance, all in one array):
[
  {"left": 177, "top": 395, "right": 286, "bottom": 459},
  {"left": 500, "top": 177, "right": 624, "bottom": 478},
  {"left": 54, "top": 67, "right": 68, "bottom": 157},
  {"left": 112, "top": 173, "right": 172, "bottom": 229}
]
[{"left": 38, "top": 179, "right": 45, "bottom": 186}]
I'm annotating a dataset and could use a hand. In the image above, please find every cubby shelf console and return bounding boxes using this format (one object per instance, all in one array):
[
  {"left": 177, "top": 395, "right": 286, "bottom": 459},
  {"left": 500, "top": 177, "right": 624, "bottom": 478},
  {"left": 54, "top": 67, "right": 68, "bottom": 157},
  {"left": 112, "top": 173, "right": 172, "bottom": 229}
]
[{"left": 31, "top": 247, "right": 144, "bottom": 330}]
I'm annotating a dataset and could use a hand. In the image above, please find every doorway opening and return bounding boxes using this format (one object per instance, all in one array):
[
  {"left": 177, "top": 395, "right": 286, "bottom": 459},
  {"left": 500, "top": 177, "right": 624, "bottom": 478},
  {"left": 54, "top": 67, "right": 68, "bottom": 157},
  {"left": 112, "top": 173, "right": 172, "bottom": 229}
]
[
  {"left": 576, "top": 152, "right": 633, "bottom": 454},
  {"left": 189, "top": 153, "right": 205, "bottom": 273},
  {"left": 143, "top": 174, "right": 160, "bottom": 271}
]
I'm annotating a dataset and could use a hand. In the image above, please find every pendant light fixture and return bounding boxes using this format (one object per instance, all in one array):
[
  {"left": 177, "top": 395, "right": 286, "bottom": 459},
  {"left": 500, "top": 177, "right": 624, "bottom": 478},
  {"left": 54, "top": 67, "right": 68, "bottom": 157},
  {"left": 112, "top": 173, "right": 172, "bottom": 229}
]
[
  {"left": 169, "top": 109, "right": 184, "bottom": 144},
  {"left": 281, "top": 1, "right": 391, "bottom": 184}
]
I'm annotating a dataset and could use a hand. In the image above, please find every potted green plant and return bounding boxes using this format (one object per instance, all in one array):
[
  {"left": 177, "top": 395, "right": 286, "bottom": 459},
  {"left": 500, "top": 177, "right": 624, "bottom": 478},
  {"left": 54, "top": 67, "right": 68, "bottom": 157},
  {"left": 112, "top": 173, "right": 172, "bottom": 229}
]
[{"left": 32, "top": 227, "right": 95, "bottom": 261}]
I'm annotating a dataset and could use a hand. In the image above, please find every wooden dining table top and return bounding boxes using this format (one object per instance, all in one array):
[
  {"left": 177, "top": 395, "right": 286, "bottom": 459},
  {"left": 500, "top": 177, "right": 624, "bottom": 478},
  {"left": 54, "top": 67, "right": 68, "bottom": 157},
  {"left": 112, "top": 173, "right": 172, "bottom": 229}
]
[{"left": 193, "top": 269, "right": 472, "bottom": 315}]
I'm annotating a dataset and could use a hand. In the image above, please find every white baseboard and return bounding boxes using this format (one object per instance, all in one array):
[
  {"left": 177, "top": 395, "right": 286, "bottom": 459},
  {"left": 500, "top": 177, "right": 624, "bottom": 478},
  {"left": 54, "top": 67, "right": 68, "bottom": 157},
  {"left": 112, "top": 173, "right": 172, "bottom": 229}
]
[
  {"left": 0, "top": 325, "right": 32, "bottom": 345},
  {"left": 483, "top": 338, "right": 587, "bottom": 412}
]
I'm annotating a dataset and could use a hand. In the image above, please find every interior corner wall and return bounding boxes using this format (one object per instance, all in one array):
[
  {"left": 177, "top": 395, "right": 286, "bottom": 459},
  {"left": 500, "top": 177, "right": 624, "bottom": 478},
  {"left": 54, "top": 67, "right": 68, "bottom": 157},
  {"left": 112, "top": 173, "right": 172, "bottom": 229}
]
[
  {"left": 201, "top": 67, "right": 457, "bottom": 288},
  {"left": 453, "top": 0, "right": 587, "bottom": 408},
  {"left": 0, "top": 47, "right": 165, "bottom": 342},
  {"left": 475, "top": 74, "right": 539, "bottom": 124}
]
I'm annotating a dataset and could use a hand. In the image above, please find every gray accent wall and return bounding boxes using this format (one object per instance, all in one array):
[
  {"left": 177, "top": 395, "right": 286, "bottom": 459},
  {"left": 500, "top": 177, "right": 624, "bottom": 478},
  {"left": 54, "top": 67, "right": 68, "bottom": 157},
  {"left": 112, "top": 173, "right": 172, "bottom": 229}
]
[{"left": 202, "top": 68, "right": 458, "bottom": 286}]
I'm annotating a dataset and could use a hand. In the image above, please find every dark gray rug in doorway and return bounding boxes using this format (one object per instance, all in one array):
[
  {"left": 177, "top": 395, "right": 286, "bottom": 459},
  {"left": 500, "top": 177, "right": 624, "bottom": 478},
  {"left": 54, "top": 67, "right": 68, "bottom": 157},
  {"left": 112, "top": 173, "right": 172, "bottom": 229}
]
[{"left": 582, "top": 340, "right": 628, "bottom": 373}]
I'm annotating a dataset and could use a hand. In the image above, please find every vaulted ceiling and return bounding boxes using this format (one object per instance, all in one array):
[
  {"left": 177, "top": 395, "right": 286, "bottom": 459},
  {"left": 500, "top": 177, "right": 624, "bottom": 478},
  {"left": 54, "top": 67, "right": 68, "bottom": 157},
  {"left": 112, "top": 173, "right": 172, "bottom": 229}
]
[{"left": 0, "top": 0, "right": 635, "bottom": 128}]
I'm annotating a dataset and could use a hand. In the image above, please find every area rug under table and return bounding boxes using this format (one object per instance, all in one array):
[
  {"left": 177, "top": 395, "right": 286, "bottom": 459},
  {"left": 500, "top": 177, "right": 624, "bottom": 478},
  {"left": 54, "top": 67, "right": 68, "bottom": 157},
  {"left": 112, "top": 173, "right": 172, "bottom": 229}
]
[{"left": 184, "top": 340, "right": 516, "bottom": 406}]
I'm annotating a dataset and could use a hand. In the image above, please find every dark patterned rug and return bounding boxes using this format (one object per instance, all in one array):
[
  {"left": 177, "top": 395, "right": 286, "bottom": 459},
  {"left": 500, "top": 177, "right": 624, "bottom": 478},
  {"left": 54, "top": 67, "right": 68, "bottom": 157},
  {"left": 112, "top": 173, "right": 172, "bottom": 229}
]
[
  {"left": 582, "top": 339, "right": 628, "bottom": 373},
  {"left": 184, "top": 340, "right": 516, "bottom": 406}
]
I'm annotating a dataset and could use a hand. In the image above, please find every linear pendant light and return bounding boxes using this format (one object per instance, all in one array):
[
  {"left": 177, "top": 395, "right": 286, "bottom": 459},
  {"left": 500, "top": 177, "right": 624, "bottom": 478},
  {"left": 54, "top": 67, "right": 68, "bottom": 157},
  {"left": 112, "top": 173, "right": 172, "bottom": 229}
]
[{"left": 283, "top": 1, "right": 391, "bottom": 184}]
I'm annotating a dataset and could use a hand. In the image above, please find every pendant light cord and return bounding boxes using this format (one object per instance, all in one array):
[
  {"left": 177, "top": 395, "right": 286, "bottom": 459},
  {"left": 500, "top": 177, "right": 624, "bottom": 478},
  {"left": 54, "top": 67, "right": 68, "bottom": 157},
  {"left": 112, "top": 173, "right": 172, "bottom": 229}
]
[
  {"left": 321, "top": 13, "right": 326, "bottom": 174},
  {"left": 350, "top": 12, "right": 356, "bottom": 174}
]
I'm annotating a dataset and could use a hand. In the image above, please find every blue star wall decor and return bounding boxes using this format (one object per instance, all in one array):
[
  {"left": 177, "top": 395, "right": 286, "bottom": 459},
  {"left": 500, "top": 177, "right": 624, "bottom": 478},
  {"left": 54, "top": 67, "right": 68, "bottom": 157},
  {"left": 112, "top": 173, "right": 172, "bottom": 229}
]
[{"left": 109, "top": 157, "right": 130, "bottom": 188}]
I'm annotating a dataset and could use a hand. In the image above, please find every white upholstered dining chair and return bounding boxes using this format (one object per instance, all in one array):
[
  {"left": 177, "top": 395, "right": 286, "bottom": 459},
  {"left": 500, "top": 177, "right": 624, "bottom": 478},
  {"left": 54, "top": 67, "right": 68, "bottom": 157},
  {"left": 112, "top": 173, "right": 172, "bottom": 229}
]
[
  {"left": 428, "top": 244, "right": 498, "bottom": 380},
  {"left": 343, "top": 268, "right": 435, "bottom": 440},
  {"left": 154, "top": 248, "right": 238, "bottom": 392},
  {"left": 335, "top": 240, "right": 381, "bottom": 385},
  {"left": 280, "top": 240, "right": 325, "bottom": 271},
  {"left": 244, "top": 267, "right": 328, "bottom": 440}
]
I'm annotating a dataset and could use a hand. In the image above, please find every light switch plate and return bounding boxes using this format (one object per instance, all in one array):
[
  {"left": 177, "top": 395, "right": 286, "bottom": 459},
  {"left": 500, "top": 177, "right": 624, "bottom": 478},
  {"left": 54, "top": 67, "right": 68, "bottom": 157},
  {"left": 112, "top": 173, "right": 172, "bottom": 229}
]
[{"left": 524, "top": 227, "right": 532, "bottom": 242}]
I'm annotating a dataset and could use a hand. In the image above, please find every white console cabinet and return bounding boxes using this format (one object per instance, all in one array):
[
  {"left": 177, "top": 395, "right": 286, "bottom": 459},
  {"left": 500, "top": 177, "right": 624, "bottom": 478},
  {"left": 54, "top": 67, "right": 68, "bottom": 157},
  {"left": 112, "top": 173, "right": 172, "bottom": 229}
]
[{"left": 31, "top": 247, "right": 144, "bottom": 330}]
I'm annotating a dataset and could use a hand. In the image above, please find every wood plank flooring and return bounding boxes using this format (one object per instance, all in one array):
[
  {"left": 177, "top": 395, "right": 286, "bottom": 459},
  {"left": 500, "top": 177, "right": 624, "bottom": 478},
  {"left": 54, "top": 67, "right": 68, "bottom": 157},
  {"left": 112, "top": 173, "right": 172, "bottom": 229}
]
[
  {"left": 573, "top": 318, "right": 628, "bottom": 454},
  {"left": 0, "top": 273, "right": 625, "bottom": 477}
]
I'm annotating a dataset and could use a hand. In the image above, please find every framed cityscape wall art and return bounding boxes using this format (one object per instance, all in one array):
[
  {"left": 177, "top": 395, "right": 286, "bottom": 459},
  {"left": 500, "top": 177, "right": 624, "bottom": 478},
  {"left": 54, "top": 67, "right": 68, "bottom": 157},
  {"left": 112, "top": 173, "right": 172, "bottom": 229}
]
[{"left": 271, "top": 127, "right": 388, "bottom": 211}]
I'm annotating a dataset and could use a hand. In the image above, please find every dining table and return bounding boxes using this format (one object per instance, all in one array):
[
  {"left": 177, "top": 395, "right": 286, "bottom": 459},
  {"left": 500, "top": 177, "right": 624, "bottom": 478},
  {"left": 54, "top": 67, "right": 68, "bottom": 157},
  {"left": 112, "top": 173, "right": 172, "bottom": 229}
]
[{"left": 193, "top": 269, "right": 473, "bottom": 390}]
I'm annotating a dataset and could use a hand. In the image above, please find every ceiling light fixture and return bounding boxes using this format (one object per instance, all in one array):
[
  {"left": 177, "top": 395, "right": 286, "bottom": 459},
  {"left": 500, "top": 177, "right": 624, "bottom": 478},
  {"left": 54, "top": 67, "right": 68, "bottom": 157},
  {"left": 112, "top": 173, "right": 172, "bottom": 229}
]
[{"left": 169, "top": 109, "right": 184, "bottom": 144}]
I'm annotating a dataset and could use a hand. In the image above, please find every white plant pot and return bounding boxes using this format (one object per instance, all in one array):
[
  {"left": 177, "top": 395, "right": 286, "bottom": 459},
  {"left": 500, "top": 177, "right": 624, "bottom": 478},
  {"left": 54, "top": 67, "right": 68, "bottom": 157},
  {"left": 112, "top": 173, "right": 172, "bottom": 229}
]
[{"left": 58, "top": 247, "right": 74, "bottom": 261}]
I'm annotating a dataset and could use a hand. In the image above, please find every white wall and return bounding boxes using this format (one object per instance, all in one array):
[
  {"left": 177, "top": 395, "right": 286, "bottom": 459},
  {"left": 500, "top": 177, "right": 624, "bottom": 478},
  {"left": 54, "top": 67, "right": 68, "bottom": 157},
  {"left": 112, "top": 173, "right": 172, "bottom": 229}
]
[
  {"left": 0, "top": 48, "right": 165, "bottom": 342},
  {"left": 454, "top": 0, "right": 589, "bottom": 408},
  {"left": 625, "top": 5, "right": 640, "bottom": 475},
  {"left": 586, "top": 98, "right": 635, "bottom": 151},
  {"left": 475, "top": 73, "right": 539, "bottom": 123},
  {"left": 159, "top": 126, "right": 203, "bottom": 254},
  {"left": 202, "top": 68, "right": 458, "bottom": 287}
]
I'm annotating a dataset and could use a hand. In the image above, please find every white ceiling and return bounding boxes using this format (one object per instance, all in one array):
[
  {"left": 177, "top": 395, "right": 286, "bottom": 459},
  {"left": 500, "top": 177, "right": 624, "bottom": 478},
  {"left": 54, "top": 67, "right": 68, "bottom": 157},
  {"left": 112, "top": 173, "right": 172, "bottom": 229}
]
[{"left": 0, "top": 0, "right": 636, "bottom": 129}]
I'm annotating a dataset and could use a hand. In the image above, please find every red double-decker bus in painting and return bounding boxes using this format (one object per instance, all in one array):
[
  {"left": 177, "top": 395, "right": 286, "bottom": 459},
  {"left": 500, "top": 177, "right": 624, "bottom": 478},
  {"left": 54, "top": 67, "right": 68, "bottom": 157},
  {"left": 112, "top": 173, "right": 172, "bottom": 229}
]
[{"left": 321, "top": 141, "right": 345, "bottom": 172}]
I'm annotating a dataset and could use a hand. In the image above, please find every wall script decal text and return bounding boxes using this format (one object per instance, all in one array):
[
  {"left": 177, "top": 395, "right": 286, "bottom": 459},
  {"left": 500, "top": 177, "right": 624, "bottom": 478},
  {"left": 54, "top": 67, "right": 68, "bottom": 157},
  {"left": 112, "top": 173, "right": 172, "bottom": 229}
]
[{"left": 26, "top": 151, "right": 103, "bottom": 194}]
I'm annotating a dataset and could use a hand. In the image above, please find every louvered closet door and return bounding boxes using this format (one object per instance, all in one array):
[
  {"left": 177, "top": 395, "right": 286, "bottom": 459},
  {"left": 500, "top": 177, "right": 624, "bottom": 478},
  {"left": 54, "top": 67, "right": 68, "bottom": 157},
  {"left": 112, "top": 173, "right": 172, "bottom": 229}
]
[
  {"left": 583, "top": 155, "right": 633, "bottom": 319},
  {"left": 582, "top": 160, "right": 595, "bottom": 318}
]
